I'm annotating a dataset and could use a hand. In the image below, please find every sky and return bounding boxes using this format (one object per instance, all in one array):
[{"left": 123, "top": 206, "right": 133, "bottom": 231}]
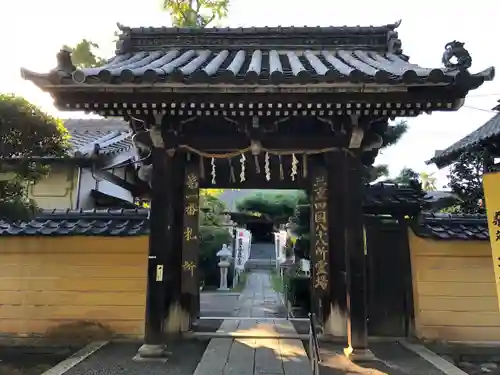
[{"left": 1, "top": 0, "right": 499, "bottom": 187}]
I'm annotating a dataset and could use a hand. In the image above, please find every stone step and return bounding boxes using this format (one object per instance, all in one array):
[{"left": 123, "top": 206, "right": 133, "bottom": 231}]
[{"left": 245, "top": 259, "right": 276, "bottom": 270}]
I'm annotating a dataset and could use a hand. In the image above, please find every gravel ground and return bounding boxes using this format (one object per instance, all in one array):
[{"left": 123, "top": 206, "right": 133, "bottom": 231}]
[
  {"left": 63, "top": 341, "right": 207, "bottom": 375},
  {"left": 0, "top": 346, "right": 77, "bottom": 375}
]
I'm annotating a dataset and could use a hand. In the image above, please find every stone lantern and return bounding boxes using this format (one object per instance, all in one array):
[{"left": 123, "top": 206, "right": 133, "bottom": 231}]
[{"left": 216, "top": 244, "right": 232, "bottom": 291}]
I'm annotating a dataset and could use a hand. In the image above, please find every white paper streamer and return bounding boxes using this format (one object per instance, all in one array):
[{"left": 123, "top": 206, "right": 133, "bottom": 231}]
[
  {"left": 265, "top": 152, "right": 271, "bottom": 181},
  {"left": 291, "top": 153, "right": 298, "bottom": 181},
  {"left": 240, "top": 153, "right": 246, "bottom": 182},
  {"left": 211, "top": 157, "right": 216, "bottom": 184}
]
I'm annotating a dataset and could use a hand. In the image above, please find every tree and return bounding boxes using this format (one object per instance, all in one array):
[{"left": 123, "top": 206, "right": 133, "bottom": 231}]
[
  {"left": 419, "top": 172, "right": 437, "bottom": 192},
  {"left": 200, "top": 193, "right": 227, "bottom": 226},
  {"left": 63, "top": 39, "right": 106, "bottom": 68},
  {"left": 447, "top": 151, "right": 485, "bottom": 214},
  {"left": 162, "top": 0, "right": 229, "bottom": 27},
  {"left": 236, "top": 192, "right": 304, "bottom": 224},
  {"left": 368, "top": 120, "right": 408, "bottom": 182},
  {"left": 393, "top": 167, "right": 420, "bottom": 185},
  {"left": 0, "top": 94, "right": 69, "bottom": 221}
]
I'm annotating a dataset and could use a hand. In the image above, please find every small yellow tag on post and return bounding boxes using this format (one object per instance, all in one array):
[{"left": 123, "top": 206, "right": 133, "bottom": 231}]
[
  {"left": 483, "top": 172, "right": 500, "bottom": 311},
  {"left": 156, "top": 265, "right": 164, "bottom": 282}
]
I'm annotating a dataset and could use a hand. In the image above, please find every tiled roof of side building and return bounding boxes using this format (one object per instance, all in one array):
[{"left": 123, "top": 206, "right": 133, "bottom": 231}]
[
  {"left": 64, "top": 118, "right": 134, "bottom": 157},
  {"left": 411, "top": 213, "right": 489, "bottom": 241},
  {"left": 428, "top": 108, "right": 500, "bottom": 168},
  {"left": 364, "top": 182, "right": 426, "bottom": 214},
  {"left": 0, "top": 209, "right": 149, "bottom": 237},
  {"left": 0, "top": 184, "right": 428, "bottom": 236}
]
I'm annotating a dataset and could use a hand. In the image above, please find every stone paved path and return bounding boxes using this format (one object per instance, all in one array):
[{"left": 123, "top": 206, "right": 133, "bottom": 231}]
[{"left": 193, "top": 271, "right": 312, "bottom": 375}]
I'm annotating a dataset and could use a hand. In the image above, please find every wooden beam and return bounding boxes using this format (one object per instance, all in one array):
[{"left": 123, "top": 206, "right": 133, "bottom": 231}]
[
  {"left": 93, "top": 169, "right": 146, "bottom": 197},
  {"left": 171, "top": 135, "right": 347, "bottom": 151}
]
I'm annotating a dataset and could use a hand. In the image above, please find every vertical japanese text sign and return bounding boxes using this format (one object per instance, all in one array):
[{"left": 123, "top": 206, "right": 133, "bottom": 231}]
[
  {"left": 181, "top": 164, "right": 200, "bottom": 294},
  {"left": 236, "top": 233, "right": 244, "bottom": 269},
  {"left": 311, "top": 168, "right": 329, "bottom": 294},
  {"left": 483, "top": 172, "right": 500, "bottom": 311}
]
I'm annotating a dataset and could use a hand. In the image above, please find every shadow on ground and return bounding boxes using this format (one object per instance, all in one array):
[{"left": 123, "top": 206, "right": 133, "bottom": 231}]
[
  {"left": 62, "top": 341, "right": 207, "bottom": 375},
  {"left": 303, "top": 342, "right": 447, "bottom": 375},
  {"left": 0, "top": 345, "right": 77, "bottom": 375}
]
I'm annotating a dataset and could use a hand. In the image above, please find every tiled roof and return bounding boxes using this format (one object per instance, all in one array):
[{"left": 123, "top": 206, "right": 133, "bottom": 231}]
[
  {"left": 65, "top": 119, "right": 134, "bottom": 157},
  {"left": 364, "top": 182, "right": 425, "bottom": 214},
  {"left": 0, "top": 184, "right": 427, "bottom": 236},
  {"left": 428, "top": 111, "right": 500, "bottom": 168},
  {"left": 0, "top": 209, "right": 148, "bottom": 237},
  {"left": 71, "top": 50, "right": 464, "bottom": 86},
  {"left": 21, "top": 24, "right": 494, "bottom": 89},
  {"left": 411, "top": 213, "right": 489, "bottom": 241}
]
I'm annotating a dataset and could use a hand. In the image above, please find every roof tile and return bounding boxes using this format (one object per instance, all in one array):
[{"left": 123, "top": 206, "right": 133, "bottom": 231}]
[
  {"left": 429, "top": 111, "right": 500, "bottom": 167},
  {"left": 71, "top": 49, "right": 460, "bottom": 86},
  {"left": 64, "top": 119, "right": 134, "bottom": 157},
  {"left": 412, "top": 213, "right": 489, "bottom": 241},
  {"left": 0, "top": 184, "right": 427, "bottom": 237}
]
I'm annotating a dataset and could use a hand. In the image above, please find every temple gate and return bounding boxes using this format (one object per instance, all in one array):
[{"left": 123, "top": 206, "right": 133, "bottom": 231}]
[{"left": 21, "top": 21, "right": 494, "bottom": 359}]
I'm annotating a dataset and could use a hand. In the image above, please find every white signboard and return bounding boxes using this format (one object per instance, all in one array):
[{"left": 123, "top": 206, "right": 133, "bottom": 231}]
[
  {"left": 235, "top": 228, "right": 251, "bottom": 270},
  {"left": 274, "top": 230, "right": 288, "bottom": 267}
]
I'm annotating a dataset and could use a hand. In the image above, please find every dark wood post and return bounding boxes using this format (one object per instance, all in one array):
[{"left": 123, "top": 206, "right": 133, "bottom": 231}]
[
  {"left": 138, "top": 144, "right": 172, "bottom": 358},
  {"left": 164, "top": 150, "right": 188, "bottom": 334},
  {"left": 343, "top": 150, "right": 372, "bottom": 360},
  {"left": 323, "top": 152, "right": 348, "bottom": 336}
]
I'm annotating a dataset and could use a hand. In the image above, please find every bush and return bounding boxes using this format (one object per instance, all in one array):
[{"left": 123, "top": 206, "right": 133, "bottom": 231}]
[
  {"left": 199, "top": 225, "right": 231, "bottom": 288},
  {"left": 0, "top": 94, "right": 69, "bottom": 221}
]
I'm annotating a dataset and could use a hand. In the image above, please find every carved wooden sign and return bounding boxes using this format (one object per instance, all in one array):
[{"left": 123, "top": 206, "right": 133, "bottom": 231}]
[
  {"left": 483, "top": 172, "right": 500, "bottom": 310},
  {"left": 311, "top": 167, "right": 329, "bottom": 294},
  {"left": 181, "top": 164, "right": 200, "bottom": 295}
]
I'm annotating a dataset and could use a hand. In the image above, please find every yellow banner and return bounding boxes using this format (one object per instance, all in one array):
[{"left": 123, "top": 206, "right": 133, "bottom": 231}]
[{"left": 483, "top": 172, "right": 500, "bottom": 311}]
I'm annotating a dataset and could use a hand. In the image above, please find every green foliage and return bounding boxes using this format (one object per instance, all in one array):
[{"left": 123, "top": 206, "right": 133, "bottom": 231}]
[
  {"left": 199, "top": 225, "right": 231, "bottom": 287},
  {"left": 367, "top": 120, "right": 408, "bottom": 182},
  {"left": 236, "top": 191, "right": 305, "bottom": 223},
  {"left": 0, "top": 94, "right": 69, "bottom": 221},
  {"left": 200, "top": 194, "right": 226, "bottom": 226},
  {"left": 64, "top": 39, "right": 106, "bottom": 69},
  {"left": 393, "top": 167, "right": 420, "bottom": 185},
  {"left": 382, "top": 120, "right": 408, "bottom": 148},
  {"left": 162, "top": 0, "right": 229, "bottom": 27},
  {"left": 419, "top": 172, "right": 437, "bottom": 192},
  {"left": 367, "top": 164, "right": 389, "bottom": 182},
  {"left": 447, "top": 151, "right": 485, "bottom": 214},
  {"left": 198, "top": 191, "right": 231, "bottom": 287}
]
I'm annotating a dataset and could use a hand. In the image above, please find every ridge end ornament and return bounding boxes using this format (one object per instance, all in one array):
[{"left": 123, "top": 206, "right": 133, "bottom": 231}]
[{"left": 442, "top": 41, "right": 472, "bottom": 70}]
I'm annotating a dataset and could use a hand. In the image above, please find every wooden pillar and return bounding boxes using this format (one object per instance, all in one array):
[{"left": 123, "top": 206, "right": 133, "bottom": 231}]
[
  {"left": 323, "top": 152, "right": 348, "bottom": 336},
  {"left": 343, "top": 150, "right": 372, "bottom": 360},
  {"left": 139, "top": 147, "right": 173, "bottom": 358},
  {"left": 181, "top": 157, "right": 201, "bottom": 327},
  {"left": 164, "top": 151, "right": 188, "bottom": 334}
]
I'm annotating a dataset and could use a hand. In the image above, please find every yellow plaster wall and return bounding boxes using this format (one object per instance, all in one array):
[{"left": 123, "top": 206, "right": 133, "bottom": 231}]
[
  {"left": 0, "top": 236, "right": 148, "bottom": 338},
  {"left": 28, "top": 165, "right": 77, "bottom": 209},
  {"left": 409, "top": 230, "right": 500, "bottom": 342}
]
